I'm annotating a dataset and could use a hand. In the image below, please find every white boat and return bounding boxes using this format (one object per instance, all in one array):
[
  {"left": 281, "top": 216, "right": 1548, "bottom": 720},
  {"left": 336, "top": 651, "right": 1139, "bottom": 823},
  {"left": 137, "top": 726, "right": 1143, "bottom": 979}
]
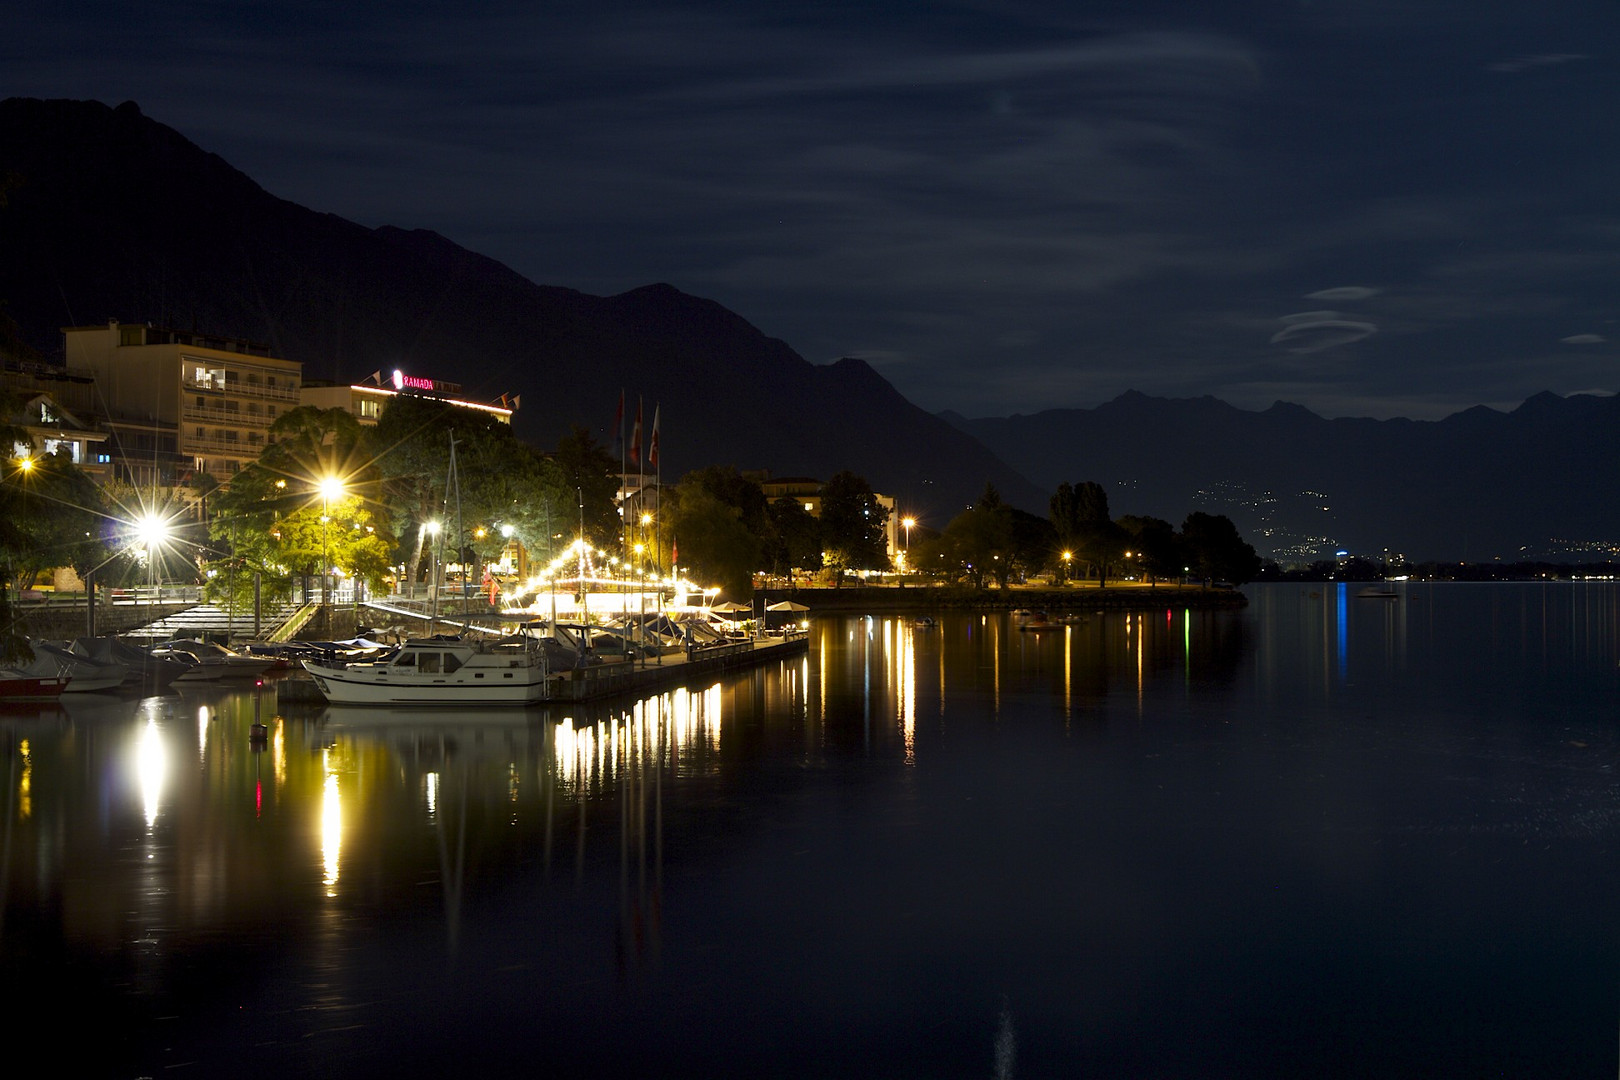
[
  {"left": 149, "top": 639, "right": 278, "bottom": 682},
  {"left": 18, "top": 640, "right": 128, "bottom": 693},
  {"left": 301, "top": 636, "right": 554, "bottom": 706}
]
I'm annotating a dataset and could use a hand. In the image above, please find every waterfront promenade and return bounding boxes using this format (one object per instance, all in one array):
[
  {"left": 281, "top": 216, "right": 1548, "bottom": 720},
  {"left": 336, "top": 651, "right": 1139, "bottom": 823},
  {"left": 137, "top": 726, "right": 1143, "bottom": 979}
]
[{"left": 761, "top": 581, "right": 1248, "bottom": 613}]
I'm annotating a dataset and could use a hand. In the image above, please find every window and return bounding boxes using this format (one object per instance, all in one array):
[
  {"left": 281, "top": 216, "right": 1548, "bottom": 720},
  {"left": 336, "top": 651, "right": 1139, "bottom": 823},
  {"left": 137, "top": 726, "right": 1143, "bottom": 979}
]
[{"left": 42, "top": 439, "right": 80, "bottom": 463}]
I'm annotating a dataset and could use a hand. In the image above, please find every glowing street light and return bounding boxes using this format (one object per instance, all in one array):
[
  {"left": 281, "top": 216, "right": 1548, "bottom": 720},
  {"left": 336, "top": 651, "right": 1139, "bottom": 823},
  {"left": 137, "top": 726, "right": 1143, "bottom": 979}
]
[{"left": 318, "top": 475, "right": 346, "bottom": 620}]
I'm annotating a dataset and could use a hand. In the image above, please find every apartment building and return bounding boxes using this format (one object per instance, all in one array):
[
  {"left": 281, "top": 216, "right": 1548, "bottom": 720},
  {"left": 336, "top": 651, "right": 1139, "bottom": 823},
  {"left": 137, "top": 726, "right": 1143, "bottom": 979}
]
[{"left": 62, "top": 321, "right": 302, "bottom": 485}]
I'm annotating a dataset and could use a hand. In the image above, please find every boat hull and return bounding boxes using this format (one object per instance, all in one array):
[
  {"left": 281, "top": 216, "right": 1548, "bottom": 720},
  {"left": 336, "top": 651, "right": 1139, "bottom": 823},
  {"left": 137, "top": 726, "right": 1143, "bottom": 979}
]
[
  {"left": 303, "top": 667, "right": 553, "bottom": 706},
  {"left": 0, "top": 675, "right": 71, "bottom": 701}
]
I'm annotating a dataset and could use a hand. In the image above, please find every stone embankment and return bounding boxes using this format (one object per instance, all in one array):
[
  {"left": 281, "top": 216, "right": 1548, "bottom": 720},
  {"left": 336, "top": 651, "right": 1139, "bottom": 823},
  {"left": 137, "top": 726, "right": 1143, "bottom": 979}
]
[{"left": 761, "top": 585, "right": 1246, "bottom": 613}]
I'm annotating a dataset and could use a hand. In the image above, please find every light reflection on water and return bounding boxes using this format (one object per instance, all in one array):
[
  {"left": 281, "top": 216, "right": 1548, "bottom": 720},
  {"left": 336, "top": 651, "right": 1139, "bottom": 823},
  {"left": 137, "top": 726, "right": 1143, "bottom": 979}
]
[{"left": 3, "top": 583, "right": 1619, "bottom": 1077}]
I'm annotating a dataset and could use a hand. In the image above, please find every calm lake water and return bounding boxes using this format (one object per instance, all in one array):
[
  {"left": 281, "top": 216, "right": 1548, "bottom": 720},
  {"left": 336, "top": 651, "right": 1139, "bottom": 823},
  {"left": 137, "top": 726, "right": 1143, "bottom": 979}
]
[{"left": 4, "top": 583, "right": 1618, "bottom": 1078}]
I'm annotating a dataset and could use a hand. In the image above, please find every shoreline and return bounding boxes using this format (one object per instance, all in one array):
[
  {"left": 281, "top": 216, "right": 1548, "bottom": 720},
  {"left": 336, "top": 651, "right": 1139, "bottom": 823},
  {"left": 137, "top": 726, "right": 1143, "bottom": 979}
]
[{"left": 761, "top": 584, "right": 1247, "bottom": 613}]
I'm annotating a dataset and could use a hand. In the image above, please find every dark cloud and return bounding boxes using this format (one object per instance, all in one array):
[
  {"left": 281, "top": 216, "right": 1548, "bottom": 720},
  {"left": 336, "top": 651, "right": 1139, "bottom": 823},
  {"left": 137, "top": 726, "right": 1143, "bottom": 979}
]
[{"left": 5, "top": 1, "right": 1619, "bottom": 420}]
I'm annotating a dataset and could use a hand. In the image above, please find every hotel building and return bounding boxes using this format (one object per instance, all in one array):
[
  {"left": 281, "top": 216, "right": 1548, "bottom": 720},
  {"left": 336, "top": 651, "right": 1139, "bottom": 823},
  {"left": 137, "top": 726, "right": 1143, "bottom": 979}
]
[{"left": 61, "top": 321, "right": 303, "bottom": 487}]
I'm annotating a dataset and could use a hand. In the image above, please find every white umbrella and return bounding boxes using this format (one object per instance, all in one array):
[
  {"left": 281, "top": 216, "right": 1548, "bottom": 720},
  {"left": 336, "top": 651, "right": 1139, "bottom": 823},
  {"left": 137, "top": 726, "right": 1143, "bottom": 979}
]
[{"left": 766, "top": 601, "right": 810, "bottom": 612}]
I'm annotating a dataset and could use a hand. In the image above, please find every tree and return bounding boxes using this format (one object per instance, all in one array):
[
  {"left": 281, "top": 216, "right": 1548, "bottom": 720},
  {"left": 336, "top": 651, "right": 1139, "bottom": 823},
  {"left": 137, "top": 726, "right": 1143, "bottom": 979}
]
[
  {"left": 1051, "top": 480, "right": 1125, "bottom": 584},
  {"left": 1180, "top": 512, "right": 1262, "bottom": 584},
  {"left": 209, "top": 406, "right": 392, "bottom": 608},
  {"left": 1118, "top": 515, "right": 1183, "bottom": 584},
  {"left": 819, "top": 471, "right": 890, "bottom": 585},
  {"left": 4, "top": 449, "right": 111, "bottom": 595},
  {"left": 548, "top": 425, "right": 624, "bottom": 552},
  {"left": 767, "top": 497, "right": 822, "bottom": 582},
  {"left": 368, "top": 396, "right": 580, "bottom": 596},
  {"left": 666, "top": 482, "right": 762, "bottom": 600},
  {"left": 939, "top": 484, "right": 1016, "bottom": 588},
  {"left": 0, "top": 396, "right": 111, "bottom": 656}
]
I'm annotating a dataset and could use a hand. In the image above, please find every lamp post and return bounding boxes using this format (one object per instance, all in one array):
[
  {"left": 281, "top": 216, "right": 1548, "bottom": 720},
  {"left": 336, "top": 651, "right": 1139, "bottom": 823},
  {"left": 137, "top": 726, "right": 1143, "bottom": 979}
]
[
  {"left": 318, "top": 475, "right": 345, "bottom": 633},
  {"left": 1061, "top": 549, "right": 1072, "bottom": 586},
  {"left": 134, "top": 513, "right": 171, "bottom": 631},
  {"left": 425, "top": 520, "right": 442, "bottom": 624},
  {"left": 901, "top": 516, "right": 915, "bottom": 585}
]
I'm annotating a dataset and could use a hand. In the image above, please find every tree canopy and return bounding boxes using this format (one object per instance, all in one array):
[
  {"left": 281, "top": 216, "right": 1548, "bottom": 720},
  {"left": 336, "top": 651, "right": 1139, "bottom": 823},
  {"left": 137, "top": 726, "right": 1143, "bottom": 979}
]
[{"left": 820, "top": 471, "right": 890, "bottom": 582}]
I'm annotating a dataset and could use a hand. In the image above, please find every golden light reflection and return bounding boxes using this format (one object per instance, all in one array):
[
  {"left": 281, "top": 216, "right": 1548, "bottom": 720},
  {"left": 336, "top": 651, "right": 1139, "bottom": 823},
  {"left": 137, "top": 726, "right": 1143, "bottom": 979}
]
[
  {"left": 898, "top": 622, "right": 916, "bottom": 765},
  {"left": 1136, "top": 613, "right": 1146, "bottom": 707},
  {"left": 17, "top": 738, "right": 30, "bottom": 820},
  {"left": 551, "top": 683, "right": 724, "bottom": 791},
  {"left": 196, "top": 704, "right": 211, "bottom": 764},
  {"left": 137, "top": 715, "right": 166, "bottom": 828},
  {"left": 321, "top": 750, "right": 342, "bottom": 896},
  {"left": 271, "top": 720, "right": 286, "bottom": 778},
  {"left": 1064, "top": 625, "right": 1072, "bottom": 718}
]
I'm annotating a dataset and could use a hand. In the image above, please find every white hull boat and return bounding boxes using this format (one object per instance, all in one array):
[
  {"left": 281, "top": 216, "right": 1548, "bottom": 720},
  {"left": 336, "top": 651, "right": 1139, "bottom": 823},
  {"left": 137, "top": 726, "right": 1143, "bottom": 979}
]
[
  {"left": 150, "top": 639, "right": 278, "bottom": 683},
  {"left": 301, "top": 637, "right": 554, "bottom": 706},
  {"left": 19, "top": 640, "right": 128, "bottom": 693}
]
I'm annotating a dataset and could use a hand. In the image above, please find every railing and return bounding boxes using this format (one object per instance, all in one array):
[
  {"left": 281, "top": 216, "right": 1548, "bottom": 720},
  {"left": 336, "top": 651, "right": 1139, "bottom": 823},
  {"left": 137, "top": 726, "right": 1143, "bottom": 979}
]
[
  {"left": 181, "top": 377, "right": 301, "bottom": 403},
  {"left": 181, "top": 403, "right": 280, "bottom": 425}
]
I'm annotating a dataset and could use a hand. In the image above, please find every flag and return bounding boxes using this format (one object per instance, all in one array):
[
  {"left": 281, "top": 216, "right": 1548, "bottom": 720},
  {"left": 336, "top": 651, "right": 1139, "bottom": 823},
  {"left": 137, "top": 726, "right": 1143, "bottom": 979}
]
[
  {"left": 612, "top": 390, "right": 624, "bottom": 458},
  {"left": 671, "top": 539, "right": 677, "bottom": 566},
  {"left": 630, "top": 397, "right": 643, "bottom": 466},
  {"left": 648, "top": 406, "right": 660, "bottom": 470}
]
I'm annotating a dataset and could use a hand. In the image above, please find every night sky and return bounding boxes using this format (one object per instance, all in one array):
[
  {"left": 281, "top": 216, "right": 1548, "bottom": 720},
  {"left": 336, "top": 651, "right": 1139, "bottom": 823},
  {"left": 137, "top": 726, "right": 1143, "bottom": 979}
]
[{"left": 8, "top": 2, "right": 1618, "bottom": 420}]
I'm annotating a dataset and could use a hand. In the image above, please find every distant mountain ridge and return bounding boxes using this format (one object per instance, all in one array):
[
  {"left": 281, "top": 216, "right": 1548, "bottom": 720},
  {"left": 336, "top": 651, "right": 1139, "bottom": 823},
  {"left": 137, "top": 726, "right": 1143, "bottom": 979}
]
[
  {"left": 944, "top": 389, "right": 1620, "bottom": 562},
  {"left": 0, "top": 96, "right": 1040, "bottom": 518},
  {"left": 4, "top": 97, "right": 1613, "bottom": 562}
]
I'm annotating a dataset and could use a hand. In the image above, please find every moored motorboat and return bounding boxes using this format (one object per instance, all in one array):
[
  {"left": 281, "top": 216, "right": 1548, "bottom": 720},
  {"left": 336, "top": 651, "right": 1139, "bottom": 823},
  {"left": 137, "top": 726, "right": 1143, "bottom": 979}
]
[
  {"left": 21, "top": 640, "right": 129, "bottom": 693},
  {"left": 149, "top": 639, "right": 278, "bottom": 682},
  {"left": 0, "top": 668, "right": 71, "bottom": 700},
  {"left": 301, "top": 635, "right": 554, "bottom": 706}
]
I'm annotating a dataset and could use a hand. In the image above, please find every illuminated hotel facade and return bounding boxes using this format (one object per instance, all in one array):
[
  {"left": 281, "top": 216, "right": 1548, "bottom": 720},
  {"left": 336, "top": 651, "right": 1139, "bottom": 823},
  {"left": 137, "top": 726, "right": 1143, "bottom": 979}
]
[{"left": 300, "top": 369, "right": 515, "bottom": 426}]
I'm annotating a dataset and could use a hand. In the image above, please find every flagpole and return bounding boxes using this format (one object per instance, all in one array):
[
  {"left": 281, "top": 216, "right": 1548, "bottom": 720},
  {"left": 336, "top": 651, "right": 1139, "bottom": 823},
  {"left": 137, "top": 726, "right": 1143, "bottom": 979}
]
[
  {"left": 652, "top": 404, "right": 662, "bottom": 664},
  {"left": 635, "top": 395, "right": 645, "bottom": 665}
]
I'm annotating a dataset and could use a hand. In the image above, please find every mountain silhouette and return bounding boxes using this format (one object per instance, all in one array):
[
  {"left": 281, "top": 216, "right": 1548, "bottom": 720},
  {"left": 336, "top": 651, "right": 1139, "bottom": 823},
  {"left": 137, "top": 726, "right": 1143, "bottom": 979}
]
[
  {"left": 0, "top": 97, "right": 1039, "bottom": 519},
  {"left": 945, "top": 389, "right": 1620, "bottom": 561}
]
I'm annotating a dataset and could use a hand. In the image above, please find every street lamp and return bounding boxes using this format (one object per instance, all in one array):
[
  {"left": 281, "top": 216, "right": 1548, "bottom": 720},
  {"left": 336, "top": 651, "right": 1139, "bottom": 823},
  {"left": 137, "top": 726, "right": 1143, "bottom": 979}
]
[
  {"left": 1062, "top": 550, "right": 1072, "bottom": 585},
  {"left": 901, "top": 516, "right": 915, "bottom": 584},
  {"left": 424, "top": 520, "right": 442, "bottom": 626},
  {"left": 318, "top": 475, "right": 345, "bottom": 623},
  {"left": 133, "top": 512, "right": 173, "bottom": 623}
]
